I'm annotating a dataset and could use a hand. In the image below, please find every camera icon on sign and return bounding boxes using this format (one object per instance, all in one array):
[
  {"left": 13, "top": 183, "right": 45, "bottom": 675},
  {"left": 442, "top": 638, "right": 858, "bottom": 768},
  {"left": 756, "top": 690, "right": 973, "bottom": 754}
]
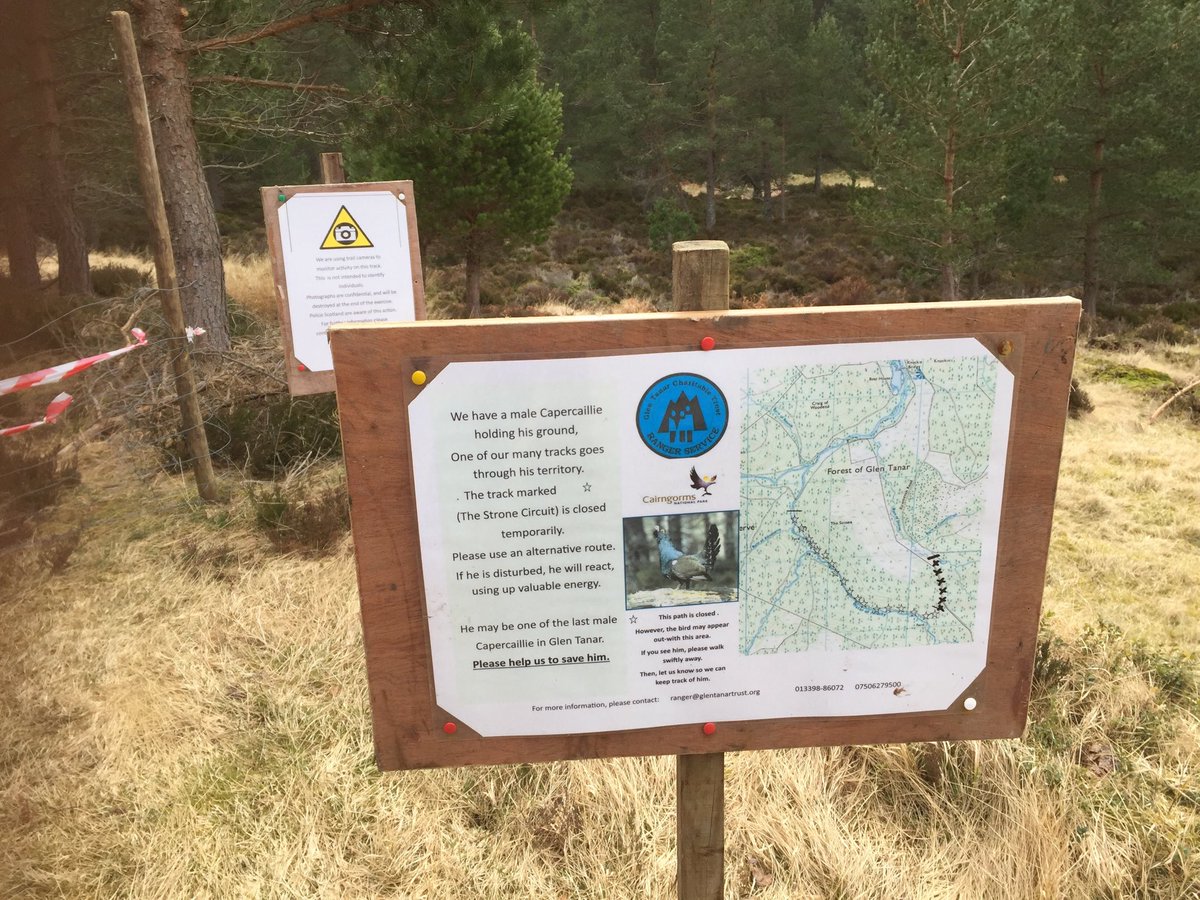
[{"left": 334, "top": 223, "right": 358, "bottom": 244}]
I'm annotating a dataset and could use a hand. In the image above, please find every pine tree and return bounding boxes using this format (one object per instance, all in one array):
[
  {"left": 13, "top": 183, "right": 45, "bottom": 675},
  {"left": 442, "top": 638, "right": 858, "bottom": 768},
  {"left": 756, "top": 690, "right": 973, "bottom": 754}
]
[
  {"left": 354, "top": 8, "right": 571, "bottom": 315},
  {"left": 857, "top": 0, "right": 1057, "bottom": 300},
  {"left": 722, "top": 0, "right": 811, "bottom": 221},
  {"left": 537, "top": 0, "right": 673, "bottom": 196},
  {"left": 1046, "top": 0, "right": 1200, "bottom": 318},
  {"left": 794, "top": 13, "right": 865, "bottom": 195}
]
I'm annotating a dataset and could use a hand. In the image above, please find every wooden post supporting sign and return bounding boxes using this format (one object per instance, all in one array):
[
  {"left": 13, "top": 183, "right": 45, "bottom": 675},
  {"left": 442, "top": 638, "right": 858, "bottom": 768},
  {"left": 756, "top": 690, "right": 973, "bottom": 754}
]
[
  {"left": 673, "top": 240, "right": 728, "bottom": 899},
  {"left": 672, "top": 240, "right": 731, "bottom": 313},
  {"left": 320, "top": 152, "right": 346, "bottom": 185},
  {"left": 111, "top": 11, "right": 218, "bottom": 504}
]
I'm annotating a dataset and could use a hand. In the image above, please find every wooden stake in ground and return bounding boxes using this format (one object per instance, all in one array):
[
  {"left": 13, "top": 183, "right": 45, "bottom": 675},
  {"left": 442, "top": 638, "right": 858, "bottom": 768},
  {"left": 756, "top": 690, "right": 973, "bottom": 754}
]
[
  {"left": 672, "top": 240, "right": 730, "bottom": 312},
  {"left": 320, "top": 152, "right": 346, "bottom": 184},
  {"left": 672, "top": 239, "right": 728, "bottom": 900},
  {"left": 111, "top": 11, "right": 219, "bottom": 504}
]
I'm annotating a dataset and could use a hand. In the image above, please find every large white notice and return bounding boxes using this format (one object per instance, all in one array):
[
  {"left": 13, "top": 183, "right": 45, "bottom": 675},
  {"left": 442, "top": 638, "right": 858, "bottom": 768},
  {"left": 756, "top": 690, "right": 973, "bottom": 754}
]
[
  {"left": 408, "top": 340, "right": 1014, "bottom": 736},
  {"left": 278, "top": 191, "right": 416, "bottom": 372}
]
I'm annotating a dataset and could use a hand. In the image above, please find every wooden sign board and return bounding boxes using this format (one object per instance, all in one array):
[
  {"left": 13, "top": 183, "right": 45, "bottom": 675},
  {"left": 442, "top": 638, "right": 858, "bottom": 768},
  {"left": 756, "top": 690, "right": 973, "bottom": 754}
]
[
  {"left": 261, "top": 180, "right": 426, "bottom": 396},
  {"left": 330, "top": 299, "right": 1080, "bottom": 771}
]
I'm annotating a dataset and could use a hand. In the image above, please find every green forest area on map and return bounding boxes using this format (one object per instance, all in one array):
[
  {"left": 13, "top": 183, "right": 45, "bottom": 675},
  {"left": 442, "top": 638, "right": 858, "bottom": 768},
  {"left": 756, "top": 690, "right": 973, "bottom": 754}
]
[{"left": 739, "top": 355, "right": 1000, "bottom": 653}]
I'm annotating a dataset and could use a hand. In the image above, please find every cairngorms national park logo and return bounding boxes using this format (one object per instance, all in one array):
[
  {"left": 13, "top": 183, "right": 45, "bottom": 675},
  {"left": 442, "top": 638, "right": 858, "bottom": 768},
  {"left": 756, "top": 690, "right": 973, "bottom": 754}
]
[{"left": 636, "top": 373, "right": 728, "bottom": 459}]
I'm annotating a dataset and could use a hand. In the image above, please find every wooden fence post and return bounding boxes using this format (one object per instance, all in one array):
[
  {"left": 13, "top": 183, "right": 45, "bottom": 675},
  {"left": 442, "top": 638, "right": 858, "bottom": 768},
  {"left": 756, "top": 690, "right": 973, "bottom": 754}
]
[
  {"left": 672, "top": 240, "right": 730, "bottom": 312},
  {"left": 111, "top": 11, "right": 219, "bottom": 503},
  {"left": 672, "top": 239, "right": 728, "bottom": 900},
  {"left": 319, "top": 152, "right": 345, "bottom": 184}
]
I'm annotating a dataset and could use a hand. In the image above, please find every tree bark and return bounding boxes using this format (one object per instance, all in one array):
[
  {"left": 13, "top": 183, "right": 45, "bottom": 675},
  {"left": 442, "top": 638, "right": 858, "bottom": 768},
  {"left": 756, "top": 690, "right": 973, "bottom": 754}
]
[
  {"left": 940, "top": 121, "right": 960, "bottom": 302},
  {"left": 0, "top": 146, "right": 40, "bottom": 291},
  {"left": 759, "top": 136, "right": 772, "bottom": 220},
  {"left": 3, "top": 197, "right": 40, "bottom": 291},
  {"left": 112, "top": 10, "right": 219, "bottom": 504},
  {"left": 704, "top": 43, "right": 718, "bottom": 232},
  {"left": 134, "top": 0, "right": 230, "bottom": 349},
  {"left": 940, "top": 25, "right": 962, "bottom": 304},
  {"left": 465, "top": 244, "right": 483, "bottom": 317},
  {"left": 30, "top": 5, "right": 90, "bottom": 296},
  {"left": 1083, "top": 136, "right": 1105, "bottom": 319},
  {"left": 778, "top": 120, "right": 788, "bottom": 224}
]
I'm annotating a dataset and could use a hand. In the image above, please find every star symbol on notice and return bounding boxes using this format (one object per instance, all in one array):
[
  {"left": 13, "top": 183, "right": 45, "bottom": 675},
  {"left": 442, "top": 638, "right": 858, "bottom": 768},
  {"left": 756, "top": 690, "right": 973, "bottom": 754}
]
[
  {"left": 628, "top": 615, "right": 638, "bottom": 624},
  {"left": 583, "top": 482, "right": 593, "bottom": 492}
]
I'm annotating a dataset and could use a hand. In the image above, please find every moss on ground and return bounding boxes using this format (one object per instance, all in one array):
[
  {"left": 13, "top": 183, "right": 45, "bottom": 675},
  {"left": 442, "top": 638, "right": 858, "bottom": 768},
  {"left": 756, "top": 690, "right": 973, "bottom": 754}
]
[{"left": 1091, "top": 363, "right": 1175, "bottom": 390}]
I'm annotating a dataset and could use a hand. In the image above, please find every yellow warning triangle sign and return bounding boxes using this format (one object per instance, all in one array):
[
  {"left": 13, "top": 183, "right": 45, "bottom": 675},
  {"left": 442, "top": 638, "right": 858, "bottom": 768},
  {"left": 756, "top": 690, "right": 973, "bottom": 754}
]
[{"left": 320, "top": 206, "right": 374, "bottom": 249}]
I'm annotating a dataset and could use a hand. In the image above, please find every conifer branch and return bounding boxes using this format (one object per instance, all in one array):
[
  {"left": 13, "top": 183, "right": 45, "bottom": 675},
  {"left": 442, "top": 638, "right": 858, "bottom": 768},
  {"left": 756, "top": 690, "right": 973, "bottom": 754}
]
[
  {"left": 191, "top": 75, "right": 350, "bottom": 95},
  {"left": 192, "top": 0, "right": 389, "bottom": 53}
]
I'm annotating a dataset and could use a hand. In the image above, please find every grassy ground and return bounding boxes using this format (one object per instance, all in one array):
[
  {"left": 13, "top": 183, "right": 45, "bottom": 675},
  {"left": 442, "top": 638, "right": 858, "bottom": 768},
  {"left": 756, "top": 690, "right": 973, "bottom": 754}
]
[{"left": 1, "top": 311, "right": 1197, "bottom": 897}]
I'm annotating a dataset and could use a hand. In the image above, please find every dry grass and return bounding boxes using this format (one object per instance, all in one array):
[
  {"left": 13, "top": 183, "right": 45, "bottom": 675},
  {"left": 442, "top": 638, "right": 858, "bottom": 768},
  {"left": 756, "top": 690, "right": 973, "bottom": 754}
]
[
  {"left": 1047, "top": 345, "right": 1200, "bottom": 646},
  {"left": 225, "top": 251, "right": 278, "bottom": 322},
  {"left": 0, "top": 339, "right": 1197, "bottom": 898},
  {"left": 30, "top": 250, "right": 278, "bottom": 322}
]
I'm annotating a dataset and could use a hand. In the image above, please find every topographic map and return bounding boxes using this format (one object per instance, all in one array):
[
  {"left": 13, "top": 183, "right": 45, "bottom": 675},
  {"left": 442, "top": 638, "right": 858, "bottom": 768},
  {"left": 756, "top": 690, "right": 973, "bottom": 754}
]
[{"left": 739, "top": 352, "right": 1002, "bottom": 654}]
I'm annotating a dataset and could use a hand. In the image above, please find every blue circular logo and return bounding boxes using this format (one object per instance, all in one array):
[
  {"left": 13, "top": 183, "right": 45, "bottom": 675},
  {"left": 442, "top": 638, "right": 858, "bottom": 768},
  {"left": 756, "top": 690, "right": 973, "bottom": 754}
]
[{"left": 636, "top": 372, "right": 728, "bottom": 458}]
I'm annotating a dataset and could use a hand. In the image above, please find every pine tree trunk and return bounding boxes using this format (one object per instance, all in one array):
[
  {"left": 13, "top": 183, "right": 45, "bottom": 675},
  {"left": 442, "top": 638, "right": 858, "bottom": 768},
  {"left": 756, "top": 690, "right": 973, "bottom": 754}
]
[
  {"left": 941, "top": 123, "right": 959, "bottom": 303},
  {"left": 1083, "top": 137, "right": 1104, "bottom": 319},
  {"left": 0, "top": 148, "right": 40, "bottom": 291},
  {"left": 30, "top": 5, "right": 89, "bottom": 296},
  {"left": 813, "top": 156, "right": 822, "bottom": 194},
  {"left": 759, "top": 137, "right": 772, "bottom": 220},
  {"left": 778, "top": 121, "right": 787, "bottom": 224},
  {"left": 940, "top": 24, "right": 963, "bottom": 303},
  {"left": 134, "top": 0, "right": 230, "bottom": 349},
  {"left": 704, "top": 35, "right": 718, "bottom": 232},
  {"left": 3, "top": 198, "right": 40, "bottom": 291},
  {"left": 465, "top": 246, "right": 483, "bottom": 317}
]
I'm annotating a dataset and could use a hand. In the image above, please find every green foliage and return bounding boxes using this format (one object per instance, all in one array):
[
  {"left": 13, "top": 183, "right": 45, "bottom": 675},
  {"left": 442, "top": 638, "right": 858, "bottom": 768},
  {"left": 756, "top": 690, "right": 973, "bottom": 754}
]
[
  {"left": 1030, "top": 621, "right": 1197, "bottom": 755},
  {"left": 535, "top": 0, "right": 669, "bottom": 192},
  {"left": 168, "top": 395, "right": 341, "bottom": 479},
  {"left": 0, "top": 439, "right": 81, "bottom": 592},
  {"left": 1132, "top": 317, "right": 1198, "bottom": 346},
  {"left": 1036, "top": 0, "right": 1200, "bottom": 313},
  {"left": 1067, "top": 378, "right": 1094, "bottom": 418},
  {"left": 0, "top": 439, "right": 80, "bottom": 529},
  {"left": 794, "top": 14, "right": 866, "bottom": 182},
  {"left": 352, "top": 6, "right": 571, "bottom": 311},
  {"left": 646, "top": 199, "right": 697, "bottom": 251},
  {"left": 857, "top": 0, "right": 1061, "bottom": 298},
  {"left": 251, "top": 480, "right": 349, "bottom": 556},
  {"left": 89, "top": 264, "right": 148, "bottom": 298},
  {"left": 1090, "top": 363, "right": 1174, "bottom": 390},
  {"left": 1160, "top": 300, "right": 1200, "bottom": 325},
  {"left": 729, "top": 243, "right": 774, "bottom": 277}
]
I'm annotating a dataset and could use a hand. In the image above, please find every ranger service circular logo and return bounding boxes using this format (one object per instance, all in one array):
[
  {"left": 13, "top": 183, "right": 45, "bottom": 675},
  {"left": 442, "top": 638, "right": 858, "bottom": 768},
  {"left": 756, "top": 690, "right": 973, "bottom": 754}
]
[{"left": 636, "top": 372, "right": 728, "bottom": 458}]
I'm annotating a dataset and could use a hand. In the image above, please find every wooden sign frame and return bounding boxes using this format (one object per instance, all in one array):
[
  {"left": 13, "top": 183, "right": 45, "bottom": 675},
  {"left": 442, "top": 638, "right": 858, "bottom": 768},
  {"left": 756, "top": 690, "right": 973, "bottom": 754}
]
[
  {"left": 261, "top": 180, "right": 426, "bottom": 396},
  {"left": 330, "top": 299, "right": 1080, "bottom": 771}
]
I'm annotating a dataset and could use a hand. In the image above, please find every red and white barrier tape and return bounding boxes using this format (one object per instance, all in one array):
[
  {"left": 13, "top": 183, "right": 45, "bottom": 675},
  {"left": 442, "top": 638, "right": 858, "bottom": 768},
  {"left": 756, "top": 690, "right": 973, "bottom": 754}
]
[
  {"left": 0, "top": 328, "right": 148, "bottom": 397},
  {"left": 0, "top": 392, "right": 73, "bottom": 438}
]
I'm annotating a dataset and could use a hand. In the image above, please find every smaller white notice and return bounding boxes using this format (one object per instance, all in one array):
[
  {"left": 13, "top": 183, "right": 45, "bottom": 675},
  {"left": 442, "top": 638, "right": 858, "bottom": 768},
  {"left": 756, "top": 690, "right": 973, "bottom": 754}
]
[{"left": 277, "top": 190, "right": 416, "bottom": 372}]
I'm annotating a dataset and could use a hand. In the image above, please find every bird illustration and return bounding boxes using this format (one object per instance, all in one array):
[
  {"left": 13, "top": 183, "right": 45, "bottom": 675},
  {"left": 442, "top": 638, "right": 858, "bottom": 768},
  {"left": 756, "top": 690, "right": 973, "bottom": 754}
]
[
  {"left": 689, "top": 467, "right": 717, "bottom": 496},
  {"left": 654, "top": 523, "right": 721, "bottom": 589}
]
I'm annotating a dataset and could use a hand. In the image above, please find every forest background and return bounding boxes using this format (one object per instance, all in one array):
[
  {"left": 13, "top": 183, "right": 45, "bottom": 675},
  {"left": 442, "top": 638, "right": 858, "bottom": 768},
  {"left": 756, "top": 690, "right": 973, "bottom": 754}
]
[
  {"left": 1, "top": 1, "right": 1199, "bottom": 898},
  {"left": 3, "top": 0, "right": 1200, "bottom": 336}
]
